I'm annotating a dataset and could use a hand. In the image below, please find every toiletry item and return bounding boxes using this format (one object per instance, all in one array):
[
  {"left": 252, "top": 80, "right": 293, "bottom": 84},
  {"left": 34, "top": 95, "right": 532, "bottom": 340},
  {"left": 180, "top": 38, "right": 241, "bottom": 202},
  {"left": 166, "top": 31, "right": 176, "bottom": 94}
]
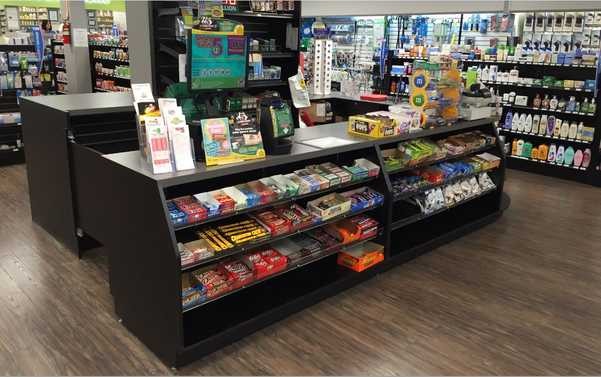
[
  {"left": 518, "top": 113, "right": 526, "bottom": 132},
  {"left": 502, "top": 92, "right": 510, "bottom": 103},
  {"left": 583, "top": 148, "right": 591, "bottom": 168},
  {"left": 555, "top": 146, "right": 565, "bottom": 165},
  {"left": 568, "top": 121, "right": 578, "bottom": 139},
  {"left": 566, "top": 96, "right": 576, "bottom": 112},
  {"left": 547, "top": 144, "right": 557, "bottom": 162},
  {"left": 476, "top": 65, "right": 482, "bottom": 81},
  {"left": 538, "top": 144, "right": 549, "bottom": 161},
  {"left": 549, "top": 95, "right": 559, "bottom": 110},
  {"left": 574, "top": 149, "right": 583, "bottom": 167},
  {"left": 531, "top": 147, "right": 539, "bottom": 160},
  {"left": 564, "top": 147, "right": 575, "bottom": 166},
  {"left": 522, "top": 142, "right": 533, "bottom": 158},
  {"left": 589, "top": 98, "right": 596, "bottom": 115},
  {"left": 500, "top": 71, "right": 510, "bottom": 83},
  {"left": 576, "top": 122, "right": 584, "bottom": 140},
  {"left": 508, "top": 91, "right": 516, "bottom": 104},
  {"left": 539, "top": 115, "right": 548, "bottom": 136},
  {"left": 560, "top": 119, "right": 570, "bottom": 138},
  {"left": 581, "top": 98, "right": 589, "bottom": 114},
  {"left": 511, "top": 139, "right": 518, "bottom": 155},
  {"left": 509, "top": 66, "right": 519, "bottom": 83},
  {"left": 525, "top": 114, "right": 533, "bottom": 133},
  {"left": 533, "top": 93, "right": 542, "bottom": 108},
  {"left": 504, "top": 110, "right": 513, "bottom": 129},
  {"left": 547, "top": 115, "right": 555, "bottom": 136},
  {"left": 532, "top": 114, "right": 540, "bottom": 134},
  {"left": 516, "top": 139, "right": 525, "bottom": 156},
  {"left": 511, "top": 112, "right": 519, "bottom": 131},
  {"left": 481, "top": 66, "right": 489, "bottom": 81},
  {"left": 553, "top": 117, "right": 561, "bottom": 137},
  {"left": 575, "top": 101, "right": 580, "bottom": 113},
  {"left": 541, "top": 94, "right": 550, "bottom": 110},
  {"left": 489, "top": 65, "right": 498, "bottom": 81},
  {"left": 557, "top": 97, "right": 566, "bottom": 112}
]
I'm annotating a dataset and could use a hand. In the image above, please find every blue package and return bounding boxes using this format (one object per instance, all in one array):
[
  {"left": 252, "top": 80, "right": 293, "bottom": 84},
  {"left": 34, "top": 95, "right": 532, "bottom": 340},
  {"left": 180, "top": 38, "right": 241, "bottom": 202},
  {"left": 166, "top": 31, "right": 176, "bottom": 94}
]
[
  {"left": 170, "top": 208, "right": 188, "bottom": 226},
  {"left": 585, "top": 80, "right": 596, "bottom": 91}
]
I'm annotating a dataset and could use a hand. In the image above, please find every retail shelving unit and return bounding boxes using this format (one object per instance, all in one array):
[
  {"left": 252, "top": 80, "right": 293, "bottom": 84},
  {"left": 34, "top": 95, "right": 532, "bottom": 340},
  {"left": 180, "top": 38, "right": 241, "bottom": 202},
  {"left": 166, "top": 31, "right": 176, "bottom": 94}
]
[
  {"left": 151, "top": 0, "right": 301, "bottom": 98},
  {"left": 51, "top": 40, "right": 67, "bottom": 94},
  {"left": 20, "top": 91, "right": 508, "bottom": 367},
  {"left": 88, "top": 40, "right": 130, "bottom": 93}
]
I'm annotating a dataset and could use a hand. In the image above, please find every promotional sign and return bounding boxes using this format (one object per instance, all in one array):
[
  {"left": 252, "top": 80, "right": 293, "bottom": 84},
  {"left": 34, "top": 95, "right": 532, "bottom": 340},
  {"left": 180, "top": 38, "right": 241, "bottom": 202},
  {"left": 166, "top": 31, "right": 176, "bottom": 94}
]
[{"left": 188, "top": 30, "right": 247, "bottom": 91}]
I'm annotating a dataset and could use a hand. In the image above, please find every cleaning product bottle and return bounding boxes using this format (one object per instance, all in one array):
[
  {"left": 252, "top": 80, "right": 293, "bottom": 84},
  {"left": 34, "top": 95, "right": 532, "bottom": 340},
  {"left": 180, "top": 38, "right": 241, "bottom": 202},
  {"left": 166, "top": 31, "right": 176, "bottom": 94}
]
[
  {"left": 512, "top": 139, "right": 518, "bottom": 155},
  {"left": 549, "top": 95, "right": 559, "bottom": 110},
  {"left": 567, "top": 96, "right": 576, "bottom": 112},
  {"left": 481, "top": 65, "right": 490, "bottom": 81},
  {"left": 516, "top": 139, "right": 525, "bottom": 156},
  {"left": 509, "top": 66, "right": 519, "bottom": 83}
]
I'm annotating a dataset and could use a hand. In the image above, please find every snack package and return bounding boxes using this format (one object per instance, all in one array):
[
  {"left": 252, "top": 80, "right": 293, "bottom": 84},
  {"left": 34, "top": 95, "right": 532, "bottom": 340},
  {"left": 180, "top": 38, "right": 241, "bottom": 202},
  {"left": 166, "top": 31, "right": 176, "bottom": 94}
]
[
  {"left": 192, "top": 268, "right": 231, "bottom": 299},
  {"left": 307, "top": 193, "right": 352, "bottom": 221},
  {"left": 252, "top": 210, "right": 292, "bottom": 236},
  {"left": 182, "top": 273, "right": 207, "bottom": 309},
  {"left": 221, "top": 260, "right": 254, "bottom": 289},
  {"left": 271, "top": 174, "right": 300, "bottom": 197},
  {"left": 341, "top": 187, "right": 384, "bottom": 212},
  {"left": 172, "top": 196, "right": 208, "bottom": 223},
  {"left": 179, "top": 239, "right": 215, "bottom": 267},
  {"left": 337, "top": 241, "right": 384, "bottom": 272},
  {"left": 167, "top": 200, "right": 188, "bottom": 226}
]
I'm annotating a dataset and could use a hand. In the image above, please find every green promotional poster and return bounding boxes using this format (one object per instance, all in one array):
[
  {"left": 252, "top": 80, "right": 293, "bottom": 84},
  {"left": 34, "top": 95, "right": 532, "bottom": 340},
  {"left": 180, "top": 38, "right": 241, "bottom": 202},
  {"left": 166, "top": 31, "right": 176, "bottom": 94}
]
[{"left": 188, "top": 30, "right": 247, "bottom": 91}]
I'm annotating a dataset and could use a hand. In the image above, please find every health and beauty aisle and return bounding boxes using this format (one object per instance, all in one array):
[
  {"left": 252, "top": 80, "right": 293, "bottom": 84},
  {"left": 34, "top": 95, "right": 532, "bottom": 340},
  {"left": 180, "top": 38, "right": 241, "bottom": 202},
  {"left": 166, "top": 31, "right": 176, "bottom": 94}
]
[
  {"left": 300, "top": 9, "right": 601, "bottom": 185},
  {"left": 88, "top": 33, "right": 130, "bottom": 93}
]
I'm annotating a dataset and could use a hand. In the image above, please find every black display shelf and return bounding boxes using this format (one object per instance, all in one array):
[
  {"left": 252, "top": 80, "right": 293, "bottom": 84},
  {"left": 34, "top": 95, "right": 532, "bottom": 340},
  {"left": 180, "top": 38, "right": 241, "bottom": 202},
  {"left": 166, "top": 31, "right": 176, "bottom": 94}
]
[
  {"left": 392, "top": 187, "right": 498, "bottom": 230},
  {"left": 0, "top": 44, "right": 36, "bottom": 52},
  {"left": 182, "top": 233, "right": 380, "bottom": 313},
  {"left": 246, "top": 79, "right": 287, "bottom": 88},
  {"left": 498, "top": 128, "right": 592, "bottom": 145},
  {"left": 481, "top": 80, "right": 595, "bottom": 93},
  {"left": 88, "top": 43, "right": 128, "bottom": 49},
  {"left": 508, "top": 155, "right": 588, "bottom": 171},
  {"left": 502, "top": 103, "right": 596, "bottom": 117},
  {"left": 226, "top": 10, "right": 295, "bottom": 19},
  {"left": 180, "top": 204, "right": 382, "bottom": 271},
  {"left": 385, "top": 144, "right": 496, "bottom": 175},
  {"left": 21, "top": 94, "right": 507, "bottom": 367},
  {"left": 258, "top": 51, "right": 296, "bottom": 59},
  {"left": 174, "top": 176, "right": 376, "bottom": 231},
  {"left": 392, "top": 167, "right": 497, "bottom": 201},
  {"left": 391, "top": 55, "right": 598, "bottom": 69}
]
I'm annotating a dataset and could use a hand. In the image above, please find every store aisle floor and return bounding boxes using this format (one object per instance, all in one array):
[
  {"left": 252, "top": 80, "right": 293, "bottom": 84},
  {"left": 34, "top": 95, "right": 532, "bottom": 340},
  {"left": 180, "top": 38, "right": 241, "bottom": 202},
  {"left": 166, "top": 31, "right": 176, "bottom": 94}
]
[{"left": 1, "top": 163, "right": 601, "bottom": 375}]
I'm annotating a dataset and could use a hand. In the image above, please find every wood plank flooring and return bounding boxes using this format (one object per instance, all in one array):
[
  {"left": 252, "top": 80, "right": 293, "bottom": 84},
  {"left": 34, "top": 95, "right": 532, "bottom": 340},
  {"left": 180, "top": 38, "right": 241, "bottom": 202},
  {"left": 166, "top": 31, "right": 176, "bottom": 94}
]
[{"left": 2, "top": 163, "right": 601, "bottom": 375}]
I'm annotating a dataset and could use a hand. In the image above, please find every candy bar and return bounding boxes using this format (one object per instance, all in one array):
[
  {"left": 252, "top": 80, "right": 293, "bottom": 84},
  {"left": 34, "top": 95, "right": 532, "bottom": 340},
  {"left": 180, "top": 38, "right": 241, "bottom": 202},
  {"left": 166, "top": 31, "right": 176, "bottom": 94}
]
[
  {"left": 306, "top": 228, "right": 338, "bottom": 249},
  {"left": 271, "top": 238, "right": 311, "bottom": 262},
  {"left": 182, "top": 274, "right": 206, "bottom": 309},
  {"left": 320, "top": 162, "right": 352, "bottom": 183},
  {"left": 306, "top": 164, "right": 341, "bottom": 187},
  {"left": 275, "top": 203, "right": 315, "bottom": 230},
  {"left": 246, "top": 180, "right": 278, "bottom": 205},
  {"left": 235, "top": 183, "right": 261, "bottom": 207},
  {"left": 354, "top": 158, "right": 380, "bottom": 177},
  {"left": 324, "top": 219, "right": 361, "bottom": 244},
  {"left": 285, "top": 173, "right": 314, "bottom": 194},
  {"left": 221, "top": 260, "right": 254, "bottom": 289},
  {"left": 271, "top": 174, "right": 300, "bottom": 197},
  {"left": 168, "top": 201, "right": 188, "bottom": 226},
  {"left": 194, "top": 192, "right": 221, "bottom": 217},
  {"left": 349, "top": 215, "right": 379, "bottom": 239},
  {"left": 259, "top": 177, "right": 287, "bottom": 199},
  {"left": 337, "top": 241, "right": 384, "bottom": 272},
  {"left": 179, "top": 239, "right": 215, "bottom": 266},
  {"left": 307, "top": 193, "right": 351, "bottom": 221},
  {"left": 252, "top": 210, "right": 292, "bottom": 236},
  {"left": 343, "top": 165, "right": 369, "bottom": 181},
  {"left": 222, "top": 186, "right": 249, "bottom": 210},
  {"left": 173, "top": 196, "right": 208, "bottom": 223},
  {"left": 308, "top": 174, "right": 330, "bottom": 190},
  {"left": 211, "top": 190, "right": 236, "bottom": 214},
  {"left": 341, "top": 187, "right": 384, "bottom": 212},
  {"left": 191, "top": 268, "right": 231, "bottom": 299}
]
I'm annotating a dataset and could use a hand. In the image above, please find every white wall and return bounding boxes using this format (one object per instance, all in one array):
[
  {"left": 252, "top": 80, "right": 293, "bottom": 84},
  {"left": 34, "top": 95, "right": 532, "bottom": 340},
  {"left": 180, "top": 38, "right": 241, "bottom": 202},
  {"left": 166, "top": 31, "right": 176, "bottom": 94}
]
[
  {"left": 125, "top": 1, "right": 153, "bottom": 88},
  {"left": 301, "top": 1, "right": 506, "bottom": 17}
]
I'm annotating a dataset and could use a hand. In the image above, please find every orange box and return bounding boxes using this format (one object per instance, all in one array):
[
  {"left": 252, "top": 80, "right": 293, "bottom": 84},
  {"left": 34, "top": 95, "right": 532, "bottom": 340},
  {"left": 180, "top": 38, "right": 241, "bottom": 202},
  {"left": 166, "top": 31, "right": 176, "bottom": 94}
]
[{"left": 337, "top": 241, "right": 384, "bottom": 272}]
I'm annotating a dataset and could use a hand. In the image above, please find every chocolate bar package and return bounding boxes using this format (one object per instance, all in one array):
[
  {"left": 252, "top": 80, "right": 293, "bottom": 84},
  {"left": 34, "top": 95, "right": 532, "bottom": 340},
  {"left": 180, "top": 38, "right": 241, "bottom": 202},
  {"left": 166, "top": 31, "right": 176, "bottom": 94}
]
[
  {"left": 251, "top": 210, "right": 292, "bottom": 236},
  {"left": 168, "top": 201, "right": 188, "bottom": 226},
  {"left": 191, "top": 268, "right": 231, "bottom": 299},
  {"left": 179, "top": 239, "right": 215, "bottom": 266},
  {"left": 320, "top": 162, "right": 352, "bottom": 184},
  {"left": 271, "top": 174, "right": 300, "bottom": 197},
  {"left": 182, "top": 273, "right": 206, "bottom": 309},
  {"left": 246, "top": 180, "right": 278, "bottom": 204},
  {"left": 221, "top": 260, "right": 254, "bottom": 289}
]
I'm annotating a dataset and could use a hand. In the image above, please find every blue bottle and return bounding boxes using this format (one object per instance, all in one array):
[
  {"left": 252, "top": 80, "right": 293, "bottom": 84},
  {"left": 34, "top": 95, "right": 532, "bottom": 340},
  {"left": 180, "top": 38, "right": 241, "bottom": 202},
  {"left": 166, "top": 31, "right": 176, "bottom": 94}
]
[{"left": 504, "top": 110, "right": 513, "bottom": 129}]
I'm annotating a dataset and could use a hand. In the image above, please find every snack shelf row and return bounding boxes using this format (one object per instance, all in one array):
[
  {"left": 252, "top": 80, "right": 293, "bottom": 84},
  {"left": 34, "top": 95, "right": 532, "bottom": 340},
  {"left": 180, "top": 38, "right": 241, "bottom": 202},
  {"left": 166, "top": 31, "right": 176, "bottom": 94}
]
[
  {"left": 180, "top": 204, "right": 382, "bottom": 272},
  {"left": 173, "top": 176, "right": 377, "bottom": 231},
  {"left": 182, "top": 233, "right": 380, "bottom": 312}
]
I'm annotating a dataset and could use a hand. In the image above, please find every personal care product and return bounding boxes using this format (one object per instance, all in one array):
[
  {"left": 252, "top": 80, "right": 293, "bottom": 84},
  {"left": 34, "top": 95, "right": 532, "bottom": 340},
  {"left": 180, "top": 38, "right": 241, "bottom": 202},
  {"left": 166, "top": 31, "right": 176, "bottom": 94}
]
[
  {"left": 525, "top": 114, "right": 533, "bottom": 133},
  {"left": 532, "top": 114, "right": 540, "bottom": 134}
]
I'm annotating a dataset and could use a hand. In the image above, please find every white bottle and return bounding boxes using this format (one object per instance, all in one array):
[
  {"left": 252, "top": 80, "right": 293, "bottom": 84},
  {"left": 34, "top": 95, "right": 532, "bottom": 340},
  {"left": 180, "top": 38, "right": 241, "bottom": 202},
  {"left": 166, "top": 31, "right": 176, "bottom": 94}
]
[
  {"left": 481, "top": 66, "right": 490, "bottom": 82},
  {"left": 532, "top": 114, "right": 540, "bottom": 134},
  {"left": 518, "top": 113, "right": 527, "bottom": 132},
  {"left": 576, "top": 121, "right": 584, "bottom": 140},
  {"left": 539, "top": 114, "right": 548, "bottom": 136},
  {"left": 525, "top": 114, "right": 533, "bottom": 133},
  {"left": 569, "top": 121, "right": 578, "bottom": 139},
  {"left": 512, "top": 112, "right": 520, "bottom": 131},
  {"left": 509, "top": 66, "right": 520, "bottom": 83},
  {"left": 489, "top": 65, "right": 498, "bottom": 81},
  {"left": 476, "top": 65, "right": 482, "bottom": 81}
]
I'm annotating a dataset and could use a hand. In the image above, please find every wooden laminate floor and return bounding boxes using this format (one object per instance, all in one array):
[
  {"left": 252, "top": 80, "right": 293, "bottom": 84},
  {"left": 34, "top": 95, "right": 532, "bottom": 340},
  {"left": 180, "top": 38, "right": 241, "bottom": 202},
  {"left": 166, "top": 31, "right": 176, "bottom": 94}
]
[{"left": 1, "top": 163, "right": 601, "bottom": 375}]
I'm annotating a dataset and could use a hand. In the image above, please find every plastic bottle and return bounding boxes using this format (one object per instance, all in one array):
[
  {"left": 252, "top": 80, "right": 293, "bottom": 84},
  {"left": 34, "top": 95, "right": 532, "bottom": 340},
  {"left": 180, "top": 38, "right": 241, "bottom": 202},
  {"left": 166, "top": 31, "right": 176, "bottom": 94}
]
[
  {"left": 589, "top": 98, "right": 596, "bottom": 115},
  {"left": 504, "top": 110, "right": 513, "bottom": 129},
  {"left": 511, "top": 112, "right": 520, "bottom": 131}
]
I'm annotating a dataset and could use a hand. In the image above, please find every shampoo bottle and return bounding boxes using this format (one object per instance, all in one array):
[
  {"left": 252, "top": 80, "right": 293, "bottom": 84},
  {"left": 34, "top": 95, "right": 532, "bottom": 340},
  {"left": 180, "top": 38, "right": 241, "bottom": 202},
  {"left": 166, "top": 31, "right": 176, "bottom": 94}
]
[
  {"left": 525, "top": 114, "right": 533, "bottom": 133},
  {"left": 532, "top": 114, "right": 540, "bottom": 134},
  {"left": 518, "top": 113, "right": 527, "bottom": 132}
]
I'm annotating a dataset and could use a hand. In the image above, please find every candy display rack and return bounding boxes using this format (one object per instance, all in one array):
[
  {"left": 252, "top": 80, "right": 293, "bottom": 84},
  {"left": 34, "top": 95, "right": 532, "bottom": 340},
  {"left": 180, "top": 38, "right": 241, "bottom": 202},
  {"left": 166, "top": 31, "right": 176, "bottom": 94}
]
[{"left": 20, "top": 90, "right": 508, "bottom": 368}]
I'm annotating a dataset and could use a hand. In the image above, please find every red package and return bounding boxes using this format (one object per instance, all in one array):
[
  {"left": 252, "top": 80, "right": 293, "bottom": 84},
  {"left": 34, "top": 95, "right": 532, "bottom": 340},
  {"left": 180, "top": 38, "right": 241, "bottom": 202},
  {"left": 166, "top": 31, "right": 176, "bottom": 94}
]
[
  {"left": 260, "top": 249, "right": 288, "bottom": 268},
  {"left": 192, "top": 268, "right": 231, "bottom": 299},
  {"left": 178, "top": 203, "right": 208, "bottom": 222},
  {"left": 213, "top": 192, "right": 236, "bottom": 214},
  {"left": 221, "top": 260, "right": 254, "bottom": 289},
  {"left": 253, "top": 210, "right": 292, "bottom": 236},
  {"left": 349, "top": 216, "right": 379, "bottom": 239},
  {"left": 246, "top": 180, "right": 278, "bottom": 204},
  {"left": 242, "top": 251, "right": 272, "bottom": 280},
  {"left": 275, "top": 204, "right": 315, "bottom": 230}
]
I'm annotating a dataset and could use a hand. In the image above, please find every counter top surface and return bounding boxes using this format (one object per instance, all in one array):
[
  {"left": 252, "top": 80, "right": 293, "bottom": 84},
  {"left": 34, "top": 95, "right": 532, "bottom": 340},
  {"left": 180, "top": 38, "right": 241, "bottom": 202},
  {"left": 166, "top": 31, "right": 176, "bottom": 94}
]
[
  {"left": 21, "top": 92, "right": 134, "bottom": 115},
  {"left": 310, "top": 91, "right": 401, "bottom": 106},
  {"left": 104, "top": 118, "right": 494, "bottom": 187}
]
